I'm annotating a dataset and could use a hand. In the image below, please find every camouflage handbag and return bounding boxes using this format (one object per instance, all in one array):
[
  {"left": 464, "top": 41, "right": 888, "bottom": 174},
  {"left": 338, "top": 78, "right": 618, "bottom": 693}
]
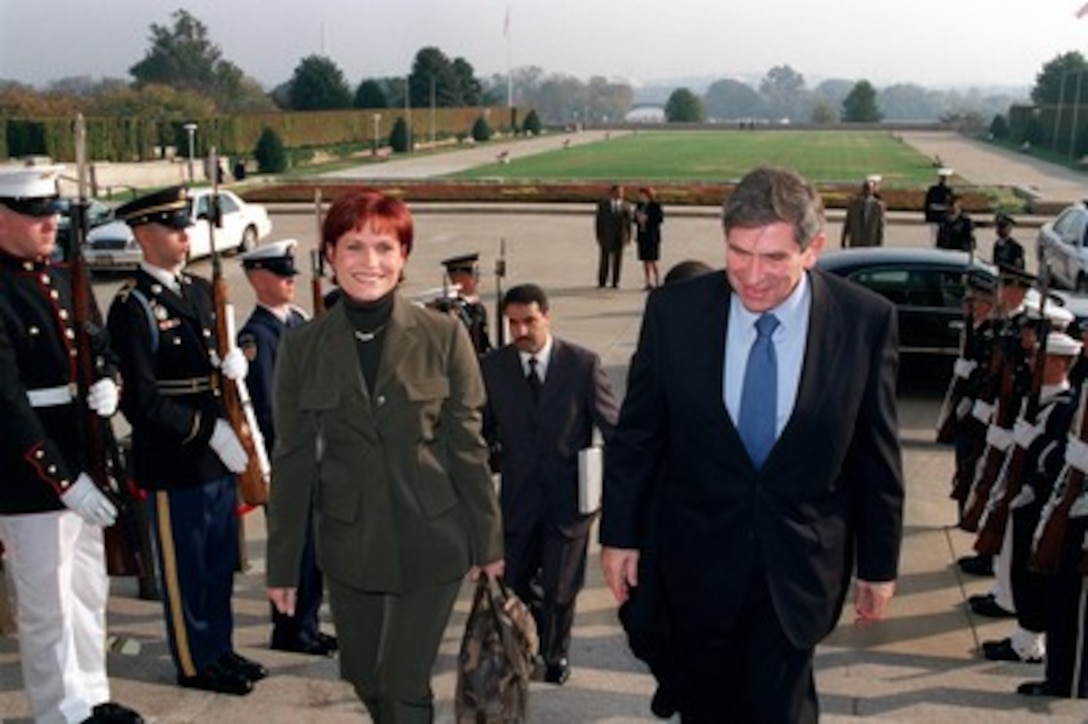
[{"left": 455, "top": 574, "right": 538, "bottom": 723}]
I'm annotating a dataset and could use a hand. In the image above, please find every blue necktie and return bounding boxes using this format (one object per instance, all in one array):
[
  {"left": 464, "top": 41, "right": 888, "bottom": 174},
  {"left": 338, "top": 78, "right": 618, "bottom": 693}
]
[{"left": 738, "top": 313, "right": 779, "bottom": 468}]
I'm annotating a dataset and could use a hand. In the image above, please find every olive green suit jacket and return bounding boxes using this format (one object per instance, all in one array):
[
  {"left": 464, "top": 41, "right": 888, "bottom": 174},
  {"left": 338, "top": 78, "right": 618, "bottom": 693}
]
[{"left": 266, "top": 294, "right": 503, "bottom": 594}]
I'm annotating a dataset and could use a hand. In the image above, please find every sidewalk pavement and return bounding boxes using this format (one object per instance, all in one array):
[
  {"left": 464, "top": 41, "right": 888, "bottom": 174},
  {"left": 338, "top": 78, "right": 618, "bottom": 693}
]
[{"left": 3, "top": 150, "right": 1088, "bottom": 722}]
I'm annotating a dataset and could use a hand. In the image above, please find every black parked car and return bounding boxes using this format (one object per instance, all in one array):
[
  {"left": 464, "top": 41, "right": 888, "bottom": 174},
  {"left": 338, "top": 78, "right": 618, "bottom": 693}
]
[{"left": 817, "top": 247, "right": 1088, "bottom": 366}]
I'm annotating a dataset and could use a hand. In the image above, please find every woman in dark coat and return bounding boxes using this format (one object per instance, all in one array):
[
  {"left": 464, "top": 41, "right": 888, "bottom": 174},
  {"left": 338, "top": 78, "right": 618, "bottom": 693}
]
[{"left": 635, "top": 186, "right": 665, "bottom": 289}]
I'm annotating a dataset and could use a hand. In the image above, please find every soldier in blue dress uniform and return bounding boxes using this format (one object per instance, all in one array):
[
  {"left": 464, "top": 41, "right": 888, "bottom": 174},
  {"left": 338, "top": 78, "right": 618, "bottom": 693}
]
[
  {"left": 236, "top": 240, "right": 338, "bottom": 657},
  {"left": 441, "top": 252, "right": 492, "bottom": 356},
  {"left": 105, "top": 186, "right": 267, "bottom": 696},
  {"left": 0, "top": 165, "right": 143, "bottom": 723}
]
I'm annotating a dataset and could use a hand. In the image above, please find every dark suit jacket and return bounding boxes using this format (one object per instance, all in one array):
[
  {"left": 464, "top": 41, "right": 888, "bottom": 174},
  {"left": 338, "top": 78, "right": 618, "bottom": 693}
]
[
  {"left": 481, "top": 338, "right": 618, "bottom": 535},
  {"left": 595, "top": 199, "right": 633, "bottom": 250},
  {"left": 266, "top": 295, "right": 503, "bottom": 594},
  {"left": 600, "top": 269, "right": 904, "bottom": 648},
  {"left": 107, "top": 269, "right": 229, "bottom": 490}
]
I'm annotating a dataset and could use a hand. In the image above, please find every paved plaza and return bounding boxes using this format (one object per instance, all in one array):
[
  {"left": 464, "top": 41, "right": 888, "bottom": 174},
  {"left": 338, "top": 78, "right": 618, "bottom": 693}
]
[{"left": 2, "top": 135, "right": 1088, "bottom": 722}]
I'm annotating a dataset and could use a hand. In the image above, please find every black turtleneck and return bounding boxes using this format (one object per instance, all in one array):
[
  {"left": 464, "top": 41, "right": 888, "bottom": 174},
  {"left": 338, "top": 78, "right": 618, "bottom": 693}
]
[{"left": 342, "top": 291, "right": 394, "bottom": 395}]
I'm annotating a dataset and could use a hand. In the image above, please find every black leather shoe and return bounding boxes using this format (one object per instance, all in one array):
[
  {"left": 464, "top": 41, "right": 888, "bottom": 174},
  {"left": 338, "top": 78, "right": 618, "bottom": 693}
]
[
  {"left": 958, "top": 554, "right": 994, "bottom": 577},
  {"left": 970, "top": 596, "right": 1016, "bottom": 618},
  {"left": 650, "top": 683, "right": 678, "bottom": 719},
  {"left": 544, "top": 659, "right": 570, "bottom": 685},
  {"left": 968, "top": 593, "right": 994, "bottom": 607},
  {"left": 271, "top": 634, "right": 337, "bottom": 657},
  {"left": 220, "top": 651, "right": 268, "bottom": 681},
  {"left": 82, "top": 702, "right": 144, "bottom": 723},
  {"left": 1017, "top": 680, "right": 1070, "bottom": 697},
  {"left": 982, "top": 638, "right": 1042, "bottom": 664},
  {"left": 178, "top": 661, "right": 253, "bottom": 696}
]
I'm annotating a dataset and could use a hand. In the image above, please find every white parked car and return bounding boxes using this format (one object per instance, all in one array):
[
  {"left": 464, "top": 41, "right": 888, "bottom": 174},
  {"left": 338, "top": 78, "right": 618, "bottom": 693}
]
[
  {"left": 1037, "top": 201, "right": 1088, "bottom": 292},
  {"left": 83, "top": 188, "right": 272, "bottom": 271}
]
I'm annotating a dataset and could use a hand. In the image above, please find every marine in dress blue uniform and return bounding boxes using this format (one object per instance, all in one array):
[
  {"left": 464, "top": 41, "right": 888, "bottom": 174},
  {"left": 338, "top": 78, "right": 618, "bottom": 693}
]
[
  {"left": 236, "top": 240, "right": 337, "bottom": 657},
  {"left": 441, "top": 252, "right": 492, "bottom": 356},
  {"left": 0, "top": 166, "right": 142, "bottom": 723},
  {"left": 105, "top": 186, "right": 267, "bottom": 696}
]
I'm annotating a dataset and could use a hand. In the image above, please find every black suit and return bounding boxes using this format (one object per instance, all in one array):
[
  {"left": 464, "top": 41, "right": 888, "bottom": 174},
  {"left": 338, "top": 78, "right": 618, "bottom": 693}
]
[
  {"left": 481, "top": 338, "right": 618, "bottom": 666},
  {"left": 594, "top": 199, "right": 632, "bottom": 288},
  {"left": 601, "top": 270, "right": 903, "bottom": 722}
]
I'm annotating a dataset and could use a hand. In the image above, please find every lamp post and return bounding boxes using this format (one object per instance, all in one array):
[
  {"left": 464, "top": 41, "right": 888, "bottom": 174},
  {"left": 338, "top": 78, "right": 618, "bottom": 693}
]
[
  {"left": 182, "top": 123, "right": 198, "bottom": 182},
  {"left": 371, "top": 113, "right": 382, "bottom": 156}
]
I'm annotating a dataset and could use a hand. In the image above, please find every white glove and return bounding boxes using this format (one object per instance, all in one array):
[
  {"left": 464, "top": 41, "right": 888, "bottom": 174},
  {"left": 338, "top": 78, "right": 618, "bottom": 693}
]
[
  {"left": 972, "top": 399, "right": 995, "bottom": 424},
  {"left": 953, "top": 357, "right": 978, "bottom": 379},
  {"left": 210, "top": 419, "right": 248, "bottom": 474},
  {"left": 61, "top": 473, "right": 117, "bottom": 527},
  {"left": 86, "top": 378, "right": 119, "bottom": 417},
  {"left": 220, "top": 347, "right": 249, "bottom": 382},
  {"left": 956, "top": 397, "right": 973, "bottom": 420},
  {"left": 985, "top": 424, "right": 1013, "bottom": 452},
  {"left": 1013, "top": 419, "right": 1044, "bottom": 450},
  {"left": 1066, "top": 438, "right": 1088, "bottom": 476}
]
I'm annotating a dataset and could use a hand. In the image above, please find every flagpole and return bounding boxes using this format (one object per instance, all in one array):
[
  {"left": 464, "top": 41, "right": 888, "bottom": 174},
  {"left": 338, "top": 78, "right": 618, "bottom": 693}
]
[{"left": 505, "top": 3, "right": 512, "bottom": 108}]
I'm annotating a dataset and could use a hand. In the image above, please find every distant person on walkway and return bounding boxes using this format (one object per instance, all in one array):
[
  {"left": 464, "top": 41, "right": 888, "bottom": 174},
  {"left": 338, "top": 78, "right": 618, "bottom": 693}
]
[
  {"left": 595, "top": 184, "right": 633, "bottom": 288},
  {"left": 935, "top": 194, "right": 975, "bottom": 253},
  {"left": 992, "top": 213, "right": 1025, "bottom": 270},
  {"left": 481, "top": 283, "right": 619, "bottom": 686},
  {"left": 634, "top": 186, "right": 665, "bottom": 289},
  {"left": 840, "top": 175, "right": 885, "bottom": 248},
  {"left": 924, "top": 168, "right": 955, "bottom": 243},
  {"left": 265, "top": 188, "right": 504, "bottom": 723},
  {"left": 600, "top": 166, "right": 903, "bottom": 723}
]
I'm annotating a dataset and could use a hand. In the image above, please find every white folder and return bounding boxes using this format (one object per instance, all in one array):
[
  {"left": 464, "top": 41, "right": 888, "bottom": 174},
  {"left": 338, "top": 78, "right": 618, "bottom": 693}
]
[{"left": 578, "top": 446, "right": 603, "bottom": 515}]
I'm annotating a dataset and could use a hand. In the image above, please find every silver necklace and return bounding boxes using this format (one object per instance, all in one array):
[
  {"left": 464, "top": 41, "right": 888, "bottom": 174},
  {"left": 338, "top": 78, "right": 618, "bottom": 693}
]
[{"left": 353, "top": 324, "right": 387, "bottom": 343}]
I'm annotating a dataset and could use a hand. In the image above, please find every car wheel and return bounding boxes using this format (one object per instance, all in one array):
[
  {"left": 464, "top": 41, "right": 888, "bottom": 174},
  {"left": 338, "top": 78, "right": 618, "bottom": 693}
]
[{"left": 237, "top": 225, "right": 258, "bottom": 254}]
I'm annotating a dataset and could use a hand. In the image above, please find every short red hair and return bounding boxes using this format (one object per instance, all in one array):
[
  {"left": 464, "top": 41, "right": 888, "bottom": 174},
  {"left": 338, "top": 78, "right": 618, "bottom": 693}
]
[{"left": 322, "top": 188, "right": 414, "bottom": 257}]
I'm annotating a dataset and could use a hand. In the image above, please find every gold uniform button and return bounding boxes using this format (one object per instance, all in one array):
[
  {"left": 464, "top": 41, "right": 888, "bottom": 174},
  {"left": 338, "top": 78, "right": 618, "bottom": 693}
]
[
  {"left": 28, "top": 326, "right": 39, "bottom": 336},
  {"left": 65, "top": 329, "right": 75, "bottom": 340},
  {"left": 49, "top": 290, "right": 59, "bottom": 300},
  {"left": 35, "top": 449, "right": 45, "bottom": 459},
  {"left": 40, "top": 274, "right": 51, "bottom": 285},
  {"left": 59, "top": 310, "right": 69, "bottom": 320},
  {"left": 47, "top": 465, "right": 57, "bottom": 474}
]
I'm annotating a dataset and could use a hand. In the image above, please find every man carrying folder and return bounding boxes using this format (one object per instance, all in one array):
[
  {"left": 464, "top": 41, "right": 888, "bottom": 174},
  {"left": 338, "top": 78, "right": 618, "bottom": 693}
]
[{"left": 480, "top": 283, "right": 618, "bottom": 686}]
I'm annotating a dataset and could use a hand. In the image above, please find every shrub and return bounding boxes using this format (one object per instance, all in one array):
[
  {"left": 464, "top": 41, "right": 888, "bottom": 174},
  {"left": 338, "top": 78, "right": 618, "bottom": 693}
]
[
  {"left": 254, "top": 127, "right": 287, "bottom": 174},
  {"left": 522, "top": 110, "right": 542, "bottom": 136},
  {"left": 471, "top": 115, "right": 492, "bottom": 142},
  {"left": 390, "top": 117, "right": 412, "bottom": 153}
]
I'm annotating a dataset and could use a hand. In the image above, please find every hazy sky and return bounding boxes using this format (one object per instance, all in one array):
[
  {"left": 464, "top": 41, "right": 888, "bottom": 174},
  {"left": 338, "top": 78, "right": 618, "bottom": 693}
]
[{"left": 1, "top": 0, "right": 1085, "bottom": 91}]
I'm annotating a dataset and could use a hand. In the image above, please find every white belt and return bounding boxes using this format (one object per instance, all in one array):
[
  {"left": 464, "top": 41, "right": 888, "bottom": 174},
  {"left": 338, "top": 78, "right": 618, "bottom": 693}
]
[{"left": 27, "top": 384, "right": 76, "bottom": 408}]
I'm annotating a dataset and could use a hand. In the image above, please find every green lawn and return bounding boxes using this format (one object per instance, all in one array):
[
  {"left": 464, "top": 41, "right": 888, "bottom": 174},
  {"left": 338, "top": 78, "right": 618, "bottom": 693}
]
[{"left": 450, "top": 130, "right": 941, "bottom": 186}]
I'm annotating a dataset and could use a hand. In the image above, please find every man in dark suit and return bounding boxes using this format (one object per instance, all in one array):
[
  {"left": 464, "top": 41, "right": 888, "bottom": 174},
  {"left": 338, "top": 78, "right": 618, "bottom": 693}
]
[
  {"left": 594, "top": 184, "right": 633, "bottom": 288},
  {"left": 481, "top": 283, "right": 619, "bottom": 685},
  {"left": 237, "top": 240, "right": 338, "bottom": 658},
  {"left": 600, "top": 167, "right": 904, "bottom": 723}
]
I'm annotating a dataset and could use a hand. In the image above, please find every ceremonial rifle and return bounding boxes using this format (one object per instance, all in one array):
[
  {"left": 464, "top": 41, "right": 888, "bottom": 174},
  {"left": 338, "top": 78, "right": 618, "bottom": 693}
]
[
  {"left": 974, "top": 297, "right": 1050, "bottom": 554},
  {"left": 935, "top": 255, "right": 977, "bottom": 443},
  {"left": 311, "top": 188, "right": 326, "bottom": 316},
  {"left": 494, "top": 238, "right": 506, "bottom": 347},
  {"left": 1030, "top": 385, "right": 1088, "bottom": 575},
  {"left": 960, "top": 326, "right": 1022, "bottom": 532},
  {"left": 951, "top": 328, "right": 1006, "bottom": 504},
  {"left": 70, "top": 113, "right": 147, "bottom": 578},
  {"left": 207, "top": 147, "right": 270, "bottom": 506}
]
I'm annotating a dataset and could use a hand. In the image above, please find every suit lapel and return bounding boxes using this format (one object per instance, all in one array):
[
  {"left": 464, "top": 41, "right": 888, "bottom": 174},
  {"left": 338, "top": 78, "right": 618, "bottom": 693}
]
[
  {"left": 775, "top": 270, "right": 844, "bottom": 453},
  {"left": 374, "top": 294, "right": 420, "bottom": 395},
  {"left": 538, "top": 339, "right": 567, "bottom": 409}
]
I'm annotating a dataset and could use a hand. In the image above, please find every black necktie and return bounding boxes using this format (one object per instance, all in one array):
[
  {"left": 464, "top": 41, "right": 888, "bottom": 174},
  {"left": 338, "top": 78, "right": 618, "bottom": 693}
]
[{"left": 527, "top": 356, "right": 542, "bottom": 403}]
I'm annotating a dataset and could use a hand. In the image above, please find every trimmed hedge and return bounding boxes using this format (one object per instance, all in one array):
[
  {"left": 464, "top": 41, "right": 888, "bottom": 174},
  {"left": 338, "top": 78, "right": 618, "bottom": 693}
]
[{"left": 2, "top": 107, "right": 531, "bottom": 163}]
